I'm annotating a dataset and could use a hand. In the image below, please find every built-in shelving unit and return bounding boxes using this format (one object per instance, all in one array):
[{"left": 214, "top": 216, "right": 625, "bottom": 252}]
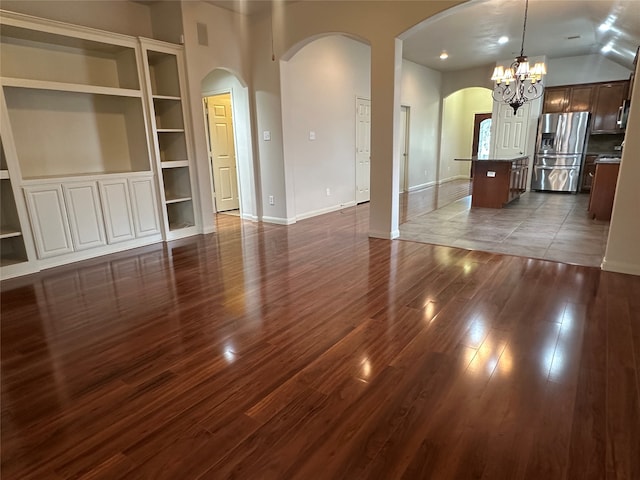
[
  {"left": 0, "top": 10, "right": 188, "bottom": 280},
  {"left": 0, "top": 138, "right": 29, "bottom": 269},
  {"left": 141, "top": 40, "right": 198, "bottom": 239}
]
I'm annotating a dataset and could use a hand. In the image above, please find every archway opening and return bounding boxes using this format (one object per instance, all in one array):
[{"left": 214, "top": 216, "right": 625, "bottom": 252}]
[{"left": 201, "top": 68, "right": 257, "bottom": 221}]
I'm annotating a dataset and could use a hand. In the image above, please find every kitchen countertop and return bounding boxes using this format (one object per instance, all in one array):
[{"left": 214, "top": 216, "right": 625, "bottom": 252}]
[
  {"left": 454, "top": 156, "right": 528, "bottom": 163},
  {"left": 595, "top": 158, "right": 621, "bottom": 164}
]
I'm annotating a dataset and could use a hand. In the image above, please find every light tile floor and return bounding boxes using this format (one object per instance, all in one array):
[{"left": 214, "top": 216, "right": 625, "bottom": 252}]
[{"left": 399, "top": 190, "right": 609, "bottom": 267}]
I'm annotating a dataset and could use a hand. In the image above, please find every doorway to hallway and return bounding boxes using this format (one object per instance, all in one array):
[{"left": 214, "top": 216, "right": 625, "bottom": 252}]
[{"left": 203, "top": 92, "right": 240, "bottom": 215}]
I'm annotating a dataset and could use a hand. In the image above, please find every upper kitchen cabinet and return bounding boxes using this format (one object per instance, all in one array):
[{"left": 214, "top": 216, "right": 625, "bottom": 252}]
[
  {"left": 543, "top": 85, "right": 593, "bottom": 113},
  {"left": 590, "top": 81, "right": 629, "bottom": 133},
  {"left": 567, "top": 85, "right": 595, "bottom": 112},
  {"left": 542, "top": 87, "right": 569, "bottom": 113},
  {"left": 542, "top": 80, "right": 629, "bottom": 133}
]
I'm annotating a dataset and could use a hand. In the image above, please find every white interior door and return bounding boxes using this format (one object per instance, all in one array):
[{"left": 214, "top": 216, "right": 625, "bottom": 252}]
[
  {"left": 356, "top": 97, "right": 371, "bottom": 204},
  {"left": 399, "top": 106, "right": 409, "bottom": 192},
  {"left": 492, "top": 103, "right": 530, "bottom": 159},
  {"left": 206, "top": 93, "right": 239, "bottom": 212}
]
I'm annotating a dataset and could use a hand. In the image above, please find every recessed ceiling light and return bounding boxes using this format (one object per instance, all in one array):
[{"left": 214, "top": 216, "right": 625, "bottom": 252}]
[
  {"left": 498, "top": 36, "right": 509, "bottom": 44},
  {"left": 440, "top": 51, "right": 449, "bottom": 60}
]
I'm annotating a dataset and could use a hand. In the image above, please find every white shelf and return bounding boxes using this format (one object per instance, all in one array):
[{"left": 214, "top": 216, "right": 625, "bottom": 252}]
[
  {"left": 153, "top": 95, "right": 181, "bottom": 101},
  {"left": 1, "top": 77, "right": 142, "bottom": 98},
  {"left": 0, "top": 227, "right": 22, "bottom": 239},
  {"left": 0, "top": 170, "right": 9, "bottom": 180},
  {"left": 161, "top": 160, "right": 189, "bottom": 169},
  {"left": 165, "top": 196, "right": 192, "bottom": 204},
  {"left": 157, "top": 128, "right": 184, "bottom": 133},
  {"left": 0, "top": 255, "right": 27, "bottom": 268}
]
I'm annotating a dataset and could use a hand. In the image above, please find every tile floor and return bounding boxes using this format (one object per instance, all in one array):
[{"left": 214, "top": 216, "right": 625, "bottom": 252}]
[{"left": 399, "top": 187, "right": 609, "bottom": 267}]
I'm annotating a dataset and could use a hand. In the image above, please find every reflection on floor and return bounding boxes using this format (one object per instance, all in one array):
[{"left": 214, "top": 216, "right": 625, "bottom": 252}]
[
  {"left": 399, "top": 181, "right": 609, "bottom": 268},
  {"left": 218, "top": 209, "right": 240, "bottom": 217}
]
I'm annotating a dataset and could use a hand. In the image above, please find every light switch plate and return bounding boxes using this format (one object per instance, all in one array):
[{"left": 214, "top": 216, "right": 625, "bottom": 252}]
[
  {"left": 309, "top": 131, "right": 316, "bottom": 140},
  {"left": 263, "top": 131, "right": 271, "bottom": 141},
  {"left": 487, "top": 171, "right": 496, "bottom": 177}
]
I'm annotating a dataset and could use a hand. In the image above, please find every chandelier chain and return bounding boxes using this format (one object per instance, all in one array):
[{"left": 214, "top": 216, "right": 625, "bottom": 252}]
[{"left": 520, "top": 0, "right": 528, "bottom": 57}]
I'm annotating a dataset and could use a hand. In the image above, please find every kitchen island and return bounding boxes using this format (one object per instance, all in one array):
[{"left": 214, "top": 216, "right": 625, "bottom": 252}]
[{"left": 455, "top": 156, "right": 529, "bottom": 208}]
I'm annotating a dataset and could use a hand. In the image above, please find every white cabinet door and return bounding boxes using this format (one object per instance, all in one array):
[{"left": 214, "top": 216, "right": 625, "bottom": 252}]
[
  {"left": 98, "top": 179, "right": 135, "bottom": 244},
  {"left": 128, "top": 176, "right": 160, "bottom": 237},
  {"left": 63, "top": 182, "right": 106, "bottom": 251},
  {"left": 24, "top": 185, "right": 73, "bottom": 258}
]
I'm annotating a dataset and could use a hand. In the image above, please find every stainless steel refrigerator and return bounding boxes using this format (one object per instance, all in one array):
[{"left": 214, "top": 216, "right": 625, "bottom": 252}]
[{"left": 531, "top": 112, "right": 590, "bottom": 192}]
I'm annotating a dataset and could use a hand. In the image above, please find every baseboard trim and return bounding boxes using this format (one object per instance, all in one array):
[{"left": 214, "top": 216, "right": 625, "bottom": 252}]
[
  {"left": 369, "top": 229, "right": 400, "bottom": 240},
  {"left": 438, "top": 175, "right": 470, "bottom": 185},
  {"left": 601, "top": 258, "right": 640, "bottom": 276},
  {"left": 296, "top": 201, "right": 357, "bottom": 221},
  {"left": 262, "top": 216, "right": 296, "bottom": 225},
  {"left": 242, "top": 213, "right": 259, "bottom": 222},
  {"left": 202, "top": 225, "right": 216, "bottom": 234},
  {"left": 407, "top": 181, "right": 437, "bottom": 192}
]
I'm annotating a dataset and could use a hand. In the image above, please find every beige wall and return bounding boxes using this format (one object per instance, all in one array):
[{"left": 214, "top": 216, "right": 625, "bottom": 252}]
[
  {"left": 281, "top": 35, "right": 371, "bottom": 220},
  {"left": 440, "top": 87, "right": 492, "bottom": 182},
  {"left": 1, "top": 0, "right": 153, "bottom": 37},
  {"left": 180, "top": 0, "right": 252, "bottom": 232},
  {"left": 400, "top": 60, "right": 442, "bottom": 189},
  {"left": 254, "top": 0, "right": 463, "bottom": 235},
  {"left": 604, "top": 60, "right": 640, "bottom": 276}
]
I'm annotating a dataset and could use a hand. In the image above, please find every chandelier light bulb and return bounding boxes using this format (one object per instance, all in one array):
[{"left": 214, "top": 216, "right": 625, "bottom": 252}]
[{"left": 490, "top": 0, "right": 546, "bottom": 113}]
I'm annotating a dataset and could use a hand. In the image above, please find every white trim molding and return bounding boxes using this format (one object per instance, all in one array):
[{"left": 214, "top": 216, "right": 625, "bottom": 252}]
[{"left": 601, "top": 258, "right": 640, "bottom": 276}]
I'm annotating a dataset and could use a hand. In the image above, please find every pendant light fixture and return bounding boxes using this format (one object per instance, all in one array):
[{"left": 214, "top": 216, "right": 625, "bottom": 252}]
[{"left": 491, "top": 0, "right": 546, "bottom": 113}]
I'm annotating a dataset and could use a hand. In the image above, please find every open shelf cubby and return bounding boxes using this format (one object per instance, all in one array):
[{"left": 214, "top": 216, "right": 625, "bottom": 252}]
[
  {"left": 0, "top": 25, "right": 139, "bottom": 90},
  {"left": 153, "top": 98, "right": 184, "bottom": 130},
  {"left": 0, "top": 236, "right": 28, "bottom": 267},
  {"left": 147, "top": 51, "right": 180, "bottom": 98},
  {"left": 167, "top": 200, "right": 194, "bottom": 231},
  {"left": 4, "top": 87, "right": 150, "bottom": 178},
  {"left": 157, "top": 131, "right": 188, "bottom": 162},
  {"left": 162, "top": 166, "right": 192, "bottom": 202}
]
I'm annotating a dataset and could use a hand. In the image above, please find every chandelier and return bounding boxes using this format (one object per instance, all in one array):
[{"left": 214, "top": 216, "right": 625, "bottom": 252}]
[{"left": 491, "top": 0, "right": 546, "bottom": 113}]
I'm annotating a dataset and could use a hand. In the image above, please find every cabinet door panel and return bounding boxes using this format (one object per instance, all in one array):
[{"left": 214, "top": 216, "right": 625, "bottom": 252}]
[
  {"left": 128, "top": 176, "right": 160, "bottom": 237},
  {"left": 567, "top": 85, "right": 594, "bottom": 112},
  {"left": 592, "top": 82, "right": 628, "bottom": 132},
  {"left": 543, "top": 87, "right": 569, "bottom": 113},
  {"left": 24, "top": 185, "right": 73, "bottom": 258},
  {"left": 63, "top": 182, "right": 106, "bottom": 251},
  {"left": 98, "top": 179, "right": 135, "bottom": 244}
]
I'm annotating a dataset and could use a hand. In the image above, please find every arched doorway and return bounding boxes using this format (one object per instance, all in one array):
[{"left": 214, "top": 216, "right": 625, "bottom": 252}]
[{"left": 201, "top": 69, "right": 257, "bottom": 221}]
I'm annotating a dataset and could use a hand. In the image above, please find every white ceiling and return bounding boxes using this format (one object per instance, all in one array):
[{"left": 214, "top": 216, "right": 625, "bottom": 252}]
[
  {"left": 403, "top": 0, "right": 640, "bottom": 72},
  {"left": 205, "top": 0, "right": 640, "bottom": 71}
]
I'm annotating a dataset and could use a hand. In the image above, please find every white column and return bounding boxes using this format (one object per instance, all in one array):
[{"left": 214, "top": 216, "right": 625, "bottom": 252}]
[{"left": 369, "top": 37, "right": 402, "bottom": 239}]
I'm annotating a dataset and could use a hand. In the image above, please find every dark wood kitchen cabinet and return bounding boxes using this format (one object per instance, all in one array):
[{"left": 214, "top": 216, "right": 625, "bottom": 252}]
[
  {"left": 542, "top": 80, "right": 629, "bottom": 133},
  {"left": 588, "top": 162, "right": 620, "bottom": 220},
  {"left": 591, "top": 81, "right": 629, "bottom": 133},
  {"left": 470, "top": 157, "right": 528, "bottom": 208},
  {"left": 543, "top": 85, "right": 593, "bottom": 113},
  {"left": 581, "top": 154, "right": 598, "bottom": 192},
  {"left": 543, "top": 87, "right": 570, "bottom": 113}
]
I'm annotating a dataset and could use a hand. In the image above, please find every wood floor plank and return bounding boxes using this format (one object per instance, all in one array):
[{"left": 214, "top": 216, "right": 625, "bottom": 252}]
[{"left": 1, "top": 190, "right": 639, "bottom": 479}]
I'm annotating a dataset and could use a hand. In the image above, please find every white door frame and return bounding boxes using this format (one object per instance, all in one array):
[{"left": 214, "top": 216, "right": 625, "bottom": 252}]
[
  {"left": 355, "top": 96, "right": 371, "bottom": 204},
  {"left": 202, "top": 88, "right": 243, "bottom": 216},
  {"left": 399, "top": 105, "right": 410, "bottom": 193}
]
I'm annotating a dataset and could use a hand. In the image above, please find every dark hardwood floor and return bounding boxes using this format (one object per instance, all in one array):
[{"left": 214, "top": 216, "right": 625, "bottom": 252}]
[{"left": 1, "top": 201, "right": 639, "bottom": 479}]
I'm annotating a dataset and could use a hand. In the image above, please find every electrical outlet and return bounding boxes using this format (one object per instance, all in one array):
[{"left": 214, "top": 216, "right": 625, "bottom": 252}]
[
  {"left": 326, "top": 188, "right": 331, "bottom": 196},
  {"left": 268, "top": 195, "right": 274, "bottom": 205},
  {"left": 424, "top": 170, "right": 428, "bottom": 176},
  {"left": 263, "top": 131, "right": 271, "bottom": 141},
  {"left": 309, "top": 131, "right": 316, "bottom": 141}
]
